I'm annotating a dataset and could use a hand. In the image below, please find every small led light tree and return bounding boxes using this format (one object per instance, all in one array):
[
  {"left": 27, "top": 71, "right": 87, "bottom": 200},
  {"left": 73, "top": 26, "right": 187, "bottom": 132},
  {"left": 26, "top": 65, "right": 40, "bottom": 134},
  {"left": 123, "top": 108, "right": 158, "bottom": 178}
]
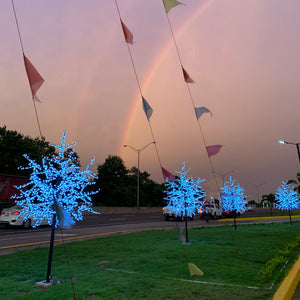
[
  {"left": 164, "top": 161, "right": 205, "bottom": 243},
  {"left": 221, "top": 177, "right": 246, "bottom": 230},
  {"left": 13, "top": 131, "right": 99, "bottom": 285},
  {"left": 275, "top": 181, "right": 299, "bottom": 225}
]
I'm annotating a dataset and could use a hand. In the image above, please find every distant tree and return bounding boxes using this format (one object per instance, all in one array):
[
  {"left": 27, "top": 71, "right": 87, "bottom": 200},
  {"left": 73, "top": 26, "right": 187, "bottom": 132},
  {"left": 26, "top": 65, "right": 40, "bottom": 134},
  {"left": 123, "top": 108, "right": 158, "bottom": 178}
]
[
  {"left": 141, "top": 181, "right": 165, "bottom": 207},
  {"left": 128, "top": 166, "right": 164, "bottom": 206},
  {"left": 287, "top": 173, "right": 300, "bottom": 194},
  {"left": 261, "top": 193, "right": 276, "bottom": 216},
  {"left": 0, "top": 126, "right": 55, "bottom": 176},
  {"left": 129, "top": 167, "right": 150, "bottom": 182},
  {"left": 93, "top": 155, "right": 164, "bottom": 207},
  {"left": 93, "top": 155, "right": 130, "bottom": 206}
]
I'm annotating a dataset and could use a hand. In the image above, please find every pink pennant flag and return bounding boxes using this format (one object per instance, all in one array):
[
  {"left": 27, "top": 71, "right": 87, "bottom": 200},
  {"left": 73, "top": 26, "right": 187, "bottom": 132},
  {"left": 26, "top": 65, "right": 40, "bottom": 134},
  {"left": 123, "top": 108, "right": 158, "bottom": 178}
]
[
  {"left": 23, "top": 54, "right": 44, "bottom": 101},
  {"left": 120, "top": 19, "right": 134, "bottom": 45},
  {"left": 182, "top": 66, "right": 194, "bottom": 83},
  {"left": 161, "top": 167, "right": 176, "bottom": 182},
  {"left": 206, "top": 145, "right": 222, "bottom": 158}
]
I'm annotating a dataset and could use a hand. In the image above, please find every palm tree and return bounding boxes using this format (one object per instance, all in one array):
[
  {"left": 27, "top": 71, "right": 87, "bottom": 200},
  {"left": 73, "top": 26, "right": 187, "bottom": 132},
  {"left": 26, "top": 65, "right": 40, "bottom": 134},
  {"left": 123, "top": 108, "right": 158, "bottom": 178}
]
[
  {"left": 261, "top": 193, "right": 276, "bottom": 216},
  {"left": 287, "top": 173, "right": 300, "bottom": 194}
]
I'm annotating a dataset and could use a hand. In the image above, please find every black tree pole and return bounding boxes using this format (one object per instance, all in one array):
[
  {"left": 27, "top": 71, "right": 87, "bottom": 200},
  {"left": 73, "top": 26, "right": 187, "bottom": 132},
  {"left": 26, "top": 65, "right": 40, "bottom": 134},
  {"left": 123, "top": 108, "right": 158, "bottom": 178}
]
[
  {"left": 184, "top": 201, "right": 188, "bottom": 244},
  {"left": 233, "top": 210, "right": 237, "bottom": 231},
  {"left": 46, "top": 213, "right": 57, "bottom": 283},
  {"left": 288, "top": 209, "right": 293, "bottom": 226}
]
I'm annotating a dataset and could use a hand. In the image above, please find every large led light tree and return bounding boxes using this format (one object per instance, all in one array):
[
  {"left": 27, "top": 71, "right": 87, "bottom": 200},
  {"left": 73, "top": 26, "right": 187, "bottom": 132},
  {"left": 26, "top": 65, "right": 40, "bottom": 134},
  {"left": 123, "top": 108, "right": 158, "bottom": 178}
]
[
  {"left": 164, "top": 161, "right": 205, "bottom": 243},
  {"left": 275, "top": 181, "right": 299, "bottom": 225},
  {"left": 221, "top": 177, "right": 246, "bottom": 230},
  {"left": 14, "top": 131, "right": 99, "bottom": 285}
]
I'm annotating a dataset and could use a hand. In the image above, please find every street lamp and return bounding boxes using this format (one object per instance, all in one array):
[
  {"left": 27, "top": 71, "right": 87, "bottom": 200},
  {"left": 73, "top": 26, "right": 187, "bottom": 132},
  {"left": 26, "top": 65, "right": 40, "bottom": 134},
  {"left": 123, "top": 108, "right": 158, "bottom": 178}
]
[
  {"left": 278, "top": 140, "right": 300, "bottom": 165},
  {"left": 215, "top": 170, "right": 234, "bottom": 185},
  {"left": 248, "top": 182, "right": 265, "bottom": 204},
  {"left": 123, "top": 142, "right": 155, "bottom": 209}
]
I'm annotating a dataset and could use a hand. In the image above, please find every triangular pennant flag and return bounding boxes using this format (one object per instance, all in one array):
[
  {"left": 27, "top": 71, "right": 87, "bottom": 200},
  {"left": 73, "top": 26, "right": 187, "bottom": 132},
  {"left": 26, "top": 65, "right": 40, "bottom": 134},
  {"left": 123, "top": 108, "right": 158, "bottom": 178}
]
[
  {"left": 23, "top": 54, "right": 44, "bottom": 101},
  {"left": 182, "top": 66, "right": 194, "bottom": 83},
  {"left": 142, "top": 96, "right": 153, "bottom": 120},
  {"left": 161, "top": 167, "right": 176, "bottom": 182},
  {"left": 163, "top": 0, "right": 183, "bottom": 13},
  {"left": 206, "top": 145, "right": 222, "bottom": 158},
  {"left": 188, "top": 263, "right": 204, "bottom": 277},
  {"left": 194, "top": 107, "right": 213, "bottom": 119},
  {"left": 120, "top": 19, "right": 134, "bottom": 45}
]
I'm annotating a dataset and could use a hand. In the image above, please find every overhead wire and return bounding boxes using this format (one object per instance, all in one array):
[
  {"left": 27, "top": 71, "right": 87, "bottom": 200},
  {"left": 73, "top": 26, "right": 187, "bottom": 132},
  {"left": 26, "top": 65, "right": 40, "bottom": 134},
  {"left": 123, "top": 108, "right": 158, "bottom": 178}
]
[
  {"left": 11, "top": 0, "right": 43, "bottom": 139},
  {"left": 162, "top": 1, "right": 220, "bottom": 193}
]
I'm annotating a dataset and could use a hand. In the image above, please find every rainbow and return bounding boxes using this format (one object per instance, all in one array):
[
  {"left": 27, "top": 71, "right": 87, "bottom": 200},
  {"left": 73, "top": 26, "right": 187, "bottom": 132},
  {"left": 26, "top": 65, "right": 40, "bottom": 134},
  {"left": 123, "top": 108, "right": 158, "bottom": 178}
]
[{"left": 119, "top": 0, "right": 214, "bottom": 156}]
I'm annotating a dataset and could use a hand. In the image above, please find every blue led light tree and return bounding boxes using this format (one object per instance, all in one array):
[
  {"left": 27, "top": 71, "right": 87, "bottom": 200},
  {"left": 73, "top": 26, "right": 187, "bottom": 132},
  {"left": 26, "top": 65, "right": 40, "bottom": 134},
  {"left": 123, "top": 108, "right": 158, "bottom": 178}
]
[
  {"left": 275, "top": 181, "right": 299, "bottom": 225},
  {"left": 13, "top": 131, "right": 99, "bottom": 284},
  {"left": 164, "top": 161, "right": 206, "bottom": 243},
  {"left": 220, "top": 176, "right": 246, "bottom": 230}
]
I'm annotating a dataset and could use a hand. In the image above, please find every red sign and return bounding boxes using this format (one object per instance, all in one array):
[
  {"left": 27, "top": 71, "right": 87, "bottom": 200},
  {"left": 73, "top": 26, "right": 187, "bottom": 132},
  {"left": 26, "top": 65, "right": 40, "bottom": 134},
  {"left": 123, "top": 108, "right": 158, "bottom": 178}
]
[{"left": 0, "top": 175, "right": 28, "bottom": 203}]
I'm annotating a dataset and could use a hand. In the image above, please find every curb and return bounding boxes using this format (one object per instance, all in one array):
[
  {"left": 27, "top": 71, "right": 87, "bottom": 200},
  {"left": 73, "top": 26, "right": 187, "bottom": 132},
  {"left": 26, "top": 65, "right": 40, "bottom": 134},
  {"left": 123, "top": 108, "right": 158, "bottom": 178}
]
[
  {"left": 273, "top": 255, "right": 300, "bottom": 300},
  {"left": 218, "top": 215, "right": 300, "bottom": 222}
]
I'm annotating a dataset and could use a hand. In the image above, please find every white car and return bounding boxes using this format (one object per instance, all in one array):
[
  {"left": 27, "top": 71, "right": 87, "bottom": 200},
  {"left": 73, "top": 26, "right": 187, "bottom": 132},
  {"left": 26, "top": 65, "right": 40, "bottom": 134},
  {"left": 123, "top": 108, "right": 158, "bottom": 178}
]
[
  {"left": 0, "top": 205, "right": 50, "bottom": 228},
  {"left": 162, "top": 206, "right": 195, "bottom": 221},
  {"left": 246, "top": 204, "right": 254, "bottom": 212}
]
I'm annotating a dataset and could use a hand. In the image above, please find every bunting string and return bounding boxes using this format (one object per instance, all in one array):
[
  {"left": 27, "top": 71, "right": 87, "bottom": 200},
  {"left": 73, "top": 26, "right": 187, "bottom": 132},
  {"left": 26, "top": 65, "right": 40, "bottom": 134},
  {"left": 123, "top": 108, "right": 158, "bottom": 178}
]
[
  {"left": 11, "top": 0, "right": 24, "bottom": 53},
  {"left": 11, "top": 0, "right": 43, "bottom": 139},
  {"left": 114, "top": 1, "right": 141, "bottom": 95},
  {"left": 162, "top": 0, "right": 220, "bottom": 192},
  {"left": 59, "top": 228, "right": 77, "bottom": 300},
  {"left": 114, "top": 0, "right": 166, "bottom": 179}
]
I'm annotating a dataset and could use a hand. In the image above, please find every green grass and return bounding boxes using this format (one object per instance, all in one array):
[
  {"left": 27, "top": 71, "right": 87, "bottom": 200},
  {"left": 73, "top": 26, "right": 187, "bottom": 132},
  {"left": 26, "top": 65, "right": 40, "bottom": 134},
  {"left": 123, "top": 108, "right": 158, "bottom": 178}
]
[{"left": 0, "top": 222, "right": 299, "bottom": 299}]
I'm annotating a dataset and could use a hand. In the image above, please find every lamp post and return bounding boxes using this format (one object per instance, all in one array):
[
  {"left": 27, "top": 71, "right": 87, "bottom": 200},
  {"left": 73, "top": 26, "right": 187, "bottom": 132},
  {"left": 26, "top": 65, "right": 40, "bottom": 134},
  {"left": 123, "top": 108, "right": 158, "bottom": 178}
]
[
  {"left": 248, "top": 182, "right": 265, "bottom": 204},
  {"left": 278, "top": 140, "right": 300, "bottom": 165},
  {"left": 215, "top": 170, "right": 234, "bottom": 185},
  {"left": 123, "top": 142, "right": 155, "bottom": 209}
]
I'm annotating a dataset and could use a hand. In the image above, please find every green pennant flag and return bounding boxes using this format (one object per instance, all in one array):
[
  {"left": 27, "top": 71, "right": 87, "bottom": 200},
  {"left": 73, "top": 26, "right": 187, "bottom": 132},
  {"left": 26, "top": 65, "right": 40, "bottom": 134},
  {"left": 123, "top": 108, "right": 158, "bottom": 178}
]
[{"left": 163, "top": 0, "right": 183, "bottom": 13}]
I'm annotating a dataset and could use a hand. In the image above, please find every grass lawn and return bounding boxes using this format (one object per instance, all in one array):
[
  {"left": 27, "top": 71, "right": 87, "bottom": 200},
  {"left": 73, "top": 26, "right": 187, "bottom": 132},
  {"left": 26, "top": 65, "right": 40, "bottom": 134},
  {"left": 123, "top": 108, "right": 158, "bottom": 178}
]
[{"left": 0, "top": 222, "right": 299, "bottom": 299}]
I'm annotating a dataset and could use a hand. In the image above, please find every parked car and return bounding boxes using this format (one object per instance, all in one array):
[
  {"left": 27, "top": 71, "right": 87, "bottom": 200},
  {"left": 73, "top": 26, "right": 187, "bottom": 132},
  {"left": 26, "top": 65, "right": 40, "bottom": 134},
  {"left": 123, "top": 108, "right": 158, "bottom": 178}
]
[
  {"left": 246, "top": 204, "right": 254, "bottom": 212},
  {"left": 0, "top": 205, "right": 49, "bottom": 228},
  {"left": 222, "top": 209, "right": 243, "bottom": 218},
  {"left": 200, "top": 203, "right": 223, "bottom": 219}
]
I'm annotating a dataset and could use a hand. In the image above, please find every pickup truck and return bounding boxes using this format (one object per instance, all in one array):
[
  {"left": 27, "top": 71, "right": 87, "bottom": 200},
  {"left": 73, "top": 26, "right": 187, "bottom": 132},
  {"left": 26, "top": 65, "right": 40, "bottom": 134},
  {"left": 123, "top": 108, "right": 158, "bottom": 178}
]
[
  {"left": 200, "top": 203, "right": 223, "bottom": 219},
  {"left": 162, "top": 206, "right": 194, "bottom": 221}
]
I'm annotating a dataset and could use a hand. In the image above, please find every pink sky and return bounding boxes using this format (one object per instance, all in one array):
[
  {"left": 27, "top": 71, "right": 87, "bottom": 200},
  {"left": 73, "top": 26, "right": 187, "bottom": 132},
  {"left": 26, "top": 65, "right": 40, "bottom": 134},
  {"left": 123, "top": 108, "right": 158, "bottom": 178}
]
[{"left": 1, "top": 0, "right": 300, "bottom": 201}]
